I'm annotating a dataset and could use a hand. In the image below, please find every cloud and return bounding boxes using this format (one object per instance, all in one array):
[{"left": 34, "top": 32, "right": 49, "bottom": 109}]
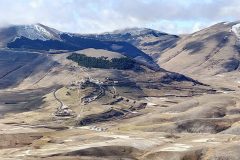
[{"left": 0, "top": 0, "right": 239, "bottom": 34}]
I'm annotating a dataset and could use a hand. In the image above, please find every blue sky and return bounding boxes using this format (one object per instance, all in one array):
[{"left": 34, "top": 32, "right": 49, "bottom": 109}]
[{"left": 0, "top": 0, "right": 239, "bottom": 34}]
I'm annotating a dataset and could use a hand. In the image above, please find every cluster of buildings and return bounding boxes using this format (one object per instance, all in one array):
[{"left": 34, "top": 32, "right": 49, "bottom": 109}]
[{"left": 54, "top": 104, "right": 75, "bottom": 117}]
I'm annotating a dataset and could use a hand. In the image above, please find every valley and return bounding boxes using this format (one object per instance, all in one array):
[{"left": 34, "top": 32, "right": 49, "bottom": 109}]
[{"left": 0, "top": 22, "right": 239, "bottom": 160}]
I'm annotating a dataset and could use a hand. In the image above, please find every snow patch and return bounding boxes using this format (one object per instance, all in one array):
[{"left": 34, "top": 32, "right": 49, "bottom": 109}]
[
  {"left": 160, "top": 143, "right": 192, "bottom": 152},
  {"left": 147, "top": 102, "right": 158, "bottom": 106},
  {"left": 192, "top": 138, "right": 215, "bottom": 143},
  {"left": 107, "top": 27, "right": 165, "bottom": 36},
  {"left": 231, "top": 23, "right": 240, "bottom": 39},
  {"left": 223, "top": 22, "right": 230, "bottom": 25},
  {"left": 107, "top": 135, "right": 130, "bottom": 139},
  {"left": 15, "top": 24, "right": 60, "bottom": 41},
  {"left": 216, "top": 74, "right": 224, "bottom": 77}
]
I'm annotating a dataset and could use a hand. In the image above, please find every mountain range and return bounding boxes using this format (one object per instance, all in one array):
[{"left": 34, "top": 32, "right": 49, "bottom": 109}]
[
  {"left": 0, "top": 24, "right": 160, "bottom": 71},
  {"left": 0, "top": 21, "right": 240, "bottom": 160},
  {"left": 1, "top": 22, "right": 239, "bottom": 77}
]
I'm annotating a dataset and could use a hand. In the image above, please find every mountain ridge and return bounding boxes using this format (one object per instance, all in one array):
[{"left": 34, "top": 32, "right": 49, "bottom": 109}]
[
  {"left": 82, "top": 27, "right": 180, "bottom": 59},
  {"left": 1, "top": 21, "right": 240, "bottom": 74},
  {"left": 0, "top": 24, "right": 160, "bottom": 71},
  {"left": 0, "top": 22, "right": 240, "bottom": 160},
  {"left": 158, "top": 21, "right": 240, "bottom": 76}
]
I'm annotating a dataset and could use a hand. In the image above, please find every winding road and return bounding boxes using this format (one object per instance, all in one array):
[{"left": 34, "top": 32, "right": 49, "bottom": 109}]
[{"left": 53, "top": 89, "right": 64, "bottom": 110}]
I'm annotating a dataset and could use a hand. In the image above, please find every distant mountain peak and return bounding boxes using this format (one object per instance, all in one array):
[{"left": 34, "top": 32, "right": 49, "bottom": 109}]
[
  {"left": 105, "top": 27, "right": 168, "bottom": 37},
  {"left": 12, "top": 23, "right": 61, "bottom": 41}
]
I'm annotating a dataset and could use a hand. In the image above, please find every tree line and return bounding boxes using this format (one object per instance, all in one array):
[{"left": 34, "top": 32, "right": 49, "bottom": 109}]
[{"left": 67, "top": 53, "right": 135, "bottom": 70}]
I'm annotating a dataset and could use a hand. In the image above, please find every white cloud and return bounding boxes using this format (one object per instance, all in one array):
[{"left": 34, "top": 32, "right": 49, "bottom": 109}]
[
  {"left": 192, "top": 23, "right": 205, "bottom": 33},
  {"left": 0, "top": 0, "right": 239, "bottom": 34}
]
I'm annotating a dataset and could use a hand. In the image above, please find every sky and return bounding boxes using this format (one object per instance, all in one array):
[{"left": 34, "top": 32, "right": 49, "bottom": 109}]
[{"left": 0, "top": 0, "right": 240, "bottom": 34}]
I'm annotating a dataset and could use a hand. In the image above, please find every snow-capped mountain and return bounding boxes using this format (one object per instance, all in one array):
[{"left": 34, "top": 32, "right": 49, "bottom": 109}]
[
  {"left": 104, "top": 27, "right": 167, "bottom": 37},
  {"left": 83, "top": 27, "right": 179, "bottom": 59},
  {"left": 0, "top": 24, "right": 160, "bottom": 71},
  {"left": 0, "top": 23, "right": 62, "bottom": 47},
  {"left": 14, "top": 23, "right": 61, "bottom": 41}
]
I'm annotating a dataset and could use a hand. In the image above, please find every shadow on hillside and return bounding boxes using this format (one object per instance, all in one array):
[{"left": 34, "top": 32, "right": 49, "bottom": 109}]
[
  {"left": 207, "top": 31, "right": 230, "bottom": 48},
  {"left": 223, "top": 58, "right": 240, "bottom": 72},
  {"left": 0, "top": 50, "right": 59, "bottom": 89},
  {"left": 0, "top": 85, "right": 60, "bottom": 117},
  {"left": 183, "top": 41, "right": 204, "bottom": 54}
]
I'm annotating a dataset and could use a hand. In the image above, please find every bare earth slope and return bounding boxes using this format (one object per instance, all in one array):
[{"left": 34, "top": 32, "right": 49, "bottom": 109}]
[
  {"left": 158, "top": 22, "right": 240, "bottom": 77},
  {"left": 0, "top": 22, "right": 240, "bottom": 160},
  {"left": 84, "top": 27, "right": 180, "bottom": 59}
]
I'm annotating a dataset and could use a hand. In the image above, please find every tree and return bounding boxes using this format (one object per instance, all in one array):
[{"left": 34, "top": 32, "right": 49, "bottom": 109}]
[{"left": 67, "top": 53, "right": 136, "bottom": 70}]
